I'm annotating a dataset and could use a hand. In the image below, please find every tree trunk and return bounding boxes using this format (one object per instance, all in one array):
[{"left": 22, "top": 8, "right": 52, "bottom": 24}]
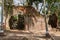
[{"left": 5, "top": 15, "right": 10, "bottom": 30}]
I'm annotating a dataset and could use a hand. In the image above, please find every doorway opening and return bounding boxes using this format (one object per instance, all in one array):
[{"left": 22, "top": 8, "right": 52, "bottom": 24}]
[{"left": 9, "top": 14, "right": 25, "bottom": 30}]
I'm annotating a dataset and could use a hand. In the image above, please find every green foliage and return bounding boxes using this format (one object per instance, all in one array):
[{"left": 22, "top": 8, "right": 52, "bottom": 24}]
[
  {"left": 4, "top": 0, "right": 13, "bottom": 16},
  {"left": 26, "top": 0, "right": 43, "bottom": 6},
  {"left": 14, "top": 15, "right": 18, "bottom": 20},
  {"left": 51, "top": 4, "right": 58, "bottom": 12},
  {"left": 58, "top": 12, "right": 60, "bottom": 21},
  {"left": 46, "top": 0, "right": 54, "bottom": 4},
  {"left": 46, "top": 0, "right": 60, "bottom": 14},
  {"left": 56, "top": 0, "right": 60, "bottom": 2},
  {"left": 46, "top": 0, "right": 60, "bottom": 4}
]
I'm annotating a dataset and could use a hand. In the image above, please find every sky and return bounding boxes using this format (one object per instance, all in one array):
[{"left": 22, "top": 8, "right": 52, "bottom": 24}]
[{"left": 13, "top": 0, "right": 26, "bottom": 6}]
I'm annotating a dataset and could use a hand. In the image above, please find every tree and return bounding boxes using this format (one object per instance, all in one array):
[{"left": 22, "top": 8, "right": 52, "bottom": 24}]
[
  {"left": 46, "top": 0, "right": 60, "bottom": 26},
  {"left": 46, "top": 0, "right": 60, "bottom": 14},
  {"left": 4, "top": 0, "right": 13, "bottom": 30}
]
